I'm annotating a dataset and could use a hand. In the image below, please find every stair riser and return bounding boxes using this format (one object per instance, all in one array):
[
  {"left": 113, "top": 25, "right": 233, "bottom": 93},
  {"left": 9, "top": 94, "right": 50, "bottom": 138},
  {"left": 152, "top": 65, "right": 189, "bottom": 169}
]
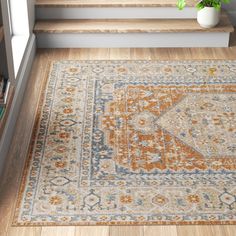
[
  {"left": 36, "top": 32, "right": 230, "bottom": 48},
  {"left": 36, "top": 7, "right": 197, "bottom": 19}
]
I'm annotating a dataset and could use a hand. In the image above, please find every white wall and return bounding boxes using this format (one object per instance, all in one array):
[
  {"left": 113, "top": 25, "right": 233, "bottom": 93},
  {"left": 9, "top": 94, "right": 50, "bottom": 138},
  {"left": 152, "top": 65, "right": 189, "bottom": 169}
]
[
  {"left": 224, "top": 1, "right": 236, "bottom": 25},
  {"left": 27, "top": 0, "right": 35, "bottom": 33}
]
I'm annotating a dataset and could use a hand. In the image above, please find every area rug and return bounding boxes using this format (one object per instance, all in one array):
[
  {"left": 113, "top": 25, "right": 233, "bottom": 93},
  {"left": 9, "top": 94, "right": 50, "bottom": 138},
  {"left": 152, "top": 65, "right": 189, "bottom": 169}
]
[{"left": 13, "top": 60, "right": 236, "bottom": 226}]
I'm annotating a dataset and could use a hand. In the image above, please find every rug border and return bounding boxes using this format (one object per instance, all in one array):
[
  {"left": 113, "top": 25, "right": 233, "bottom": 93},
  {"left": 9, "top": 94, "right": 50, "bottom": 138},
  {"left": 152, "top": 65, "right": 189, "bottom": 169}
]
[
  {"left": 12, "top": 59, "right": 236, "bottom": 227},
  {"left": 12, "top": 61, "right": 55, "bottom": 227}
]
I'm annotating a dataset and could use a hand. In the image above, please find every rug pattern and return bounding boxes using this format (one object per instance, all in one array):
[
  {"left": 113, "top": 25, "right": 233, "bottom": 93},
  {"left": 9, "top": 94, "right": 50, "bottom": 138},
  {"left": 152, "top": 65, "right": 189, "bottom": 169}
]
[{"left": 14, "top": 60, "right": 236, "bottom": 225}]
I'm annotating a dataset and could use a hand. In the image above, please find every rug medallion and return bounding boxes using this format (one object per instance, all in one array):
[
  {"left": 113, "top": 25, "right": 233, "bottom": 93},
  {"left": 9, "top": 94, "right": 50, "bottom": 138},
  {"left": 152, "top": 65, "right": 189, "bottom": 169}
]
[{"left": 14, "top": 60, "right": 236, "bottom": 225}]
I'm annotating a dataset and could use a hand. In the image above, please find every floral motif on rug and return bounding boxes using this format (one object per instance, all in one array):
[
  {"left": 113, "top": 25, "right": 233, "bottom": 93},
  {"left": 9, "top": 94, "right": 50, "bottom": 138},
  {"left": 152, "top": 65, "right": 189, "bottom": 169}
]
[{"left": 14, "top": 60, "right": 236, "bottom": 226}]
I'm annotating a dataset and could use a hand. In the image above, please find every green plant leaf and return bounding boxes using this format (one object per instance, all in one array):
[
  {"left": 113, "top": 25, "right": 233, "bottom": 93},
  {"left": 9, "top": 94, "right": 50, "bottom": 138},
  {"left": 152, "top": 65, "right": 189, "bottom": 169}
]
[
  {"left": 222, "top": 0, "right": 231, "bottom": 3},
  {"left": 177, "top": 0, "right": 186, "bottom": 10},
  {"left": 196, "top": 2, "right": 205, "bottom": 10},
  {"left": 213, "top": 2, "right": 221, "bottom": 10},
  {"left": 177, "top": 0, "right": 231, "bottom": 10}
]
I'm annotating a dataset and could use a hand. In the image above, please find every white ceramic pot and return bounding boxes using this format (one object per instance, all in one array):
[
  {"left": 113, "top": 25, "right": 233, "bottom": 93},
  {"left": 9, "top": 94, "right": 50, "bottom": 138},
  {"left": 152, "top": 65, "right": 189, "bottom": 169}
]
[{"left": 197, "top": 7, "right": 220, "bottom": 28}]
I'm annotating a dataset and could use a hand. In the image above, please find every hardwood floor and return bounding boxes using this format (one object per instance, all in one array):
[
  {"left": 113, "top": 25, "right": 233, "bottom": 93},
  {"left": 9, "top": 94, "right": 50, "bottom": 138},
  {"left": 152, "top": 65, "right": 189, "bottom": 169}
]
[{"left": 1, "top": 33, "right": 236, "bottom": 235}]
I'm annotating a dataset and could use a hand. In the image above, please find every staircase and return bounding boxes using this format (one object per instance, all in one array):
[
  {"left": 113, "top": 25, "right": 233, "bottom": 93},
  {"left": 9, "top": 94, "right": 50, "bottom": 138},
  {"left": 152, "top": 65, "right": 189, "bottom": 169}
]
[{"left": 35, "top": 0, "right": 234, "bottom": 48}]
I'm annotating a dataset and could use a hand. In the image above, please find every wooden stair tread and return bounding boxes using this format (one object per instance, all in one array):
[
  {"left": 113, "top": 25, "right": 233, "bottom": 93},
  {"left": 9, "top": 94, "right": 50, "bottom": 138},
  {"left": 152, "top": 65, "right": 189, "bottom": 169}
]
[
  {"left": 34, "top": 16, "right": 234, "bottom": 34},
  {"left": 0, "top": 26, "right": 4, "bottom": 42},
  {"left": 36, "top": 0, "right": 197, "bottom": 8}
]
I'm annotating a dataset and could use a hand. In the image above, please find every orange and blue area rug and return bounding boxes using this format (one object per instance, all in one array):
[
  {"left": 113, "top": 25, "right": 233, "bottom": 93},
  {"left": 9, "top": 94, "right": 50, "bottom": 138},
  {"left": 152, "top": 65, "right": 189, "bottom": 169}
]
[{"left": 14, "top": 60, "right": 236, "bottom": 226}]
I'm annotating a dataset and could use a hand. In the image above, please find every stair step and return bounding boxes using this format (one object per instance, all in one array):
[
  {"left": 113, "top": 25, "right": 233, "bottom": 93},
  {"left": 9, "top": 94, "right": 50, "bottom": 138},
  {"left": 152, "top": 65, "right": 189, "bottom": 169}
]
[
  {"left": 36, "top": 0, "right": 196, "bottom": 8},
  {"left": 34, "top": 15, "right": 234, "bottom": 48},
  {"left": 34, "top": 17, "right": 234, "bottom": 34}
]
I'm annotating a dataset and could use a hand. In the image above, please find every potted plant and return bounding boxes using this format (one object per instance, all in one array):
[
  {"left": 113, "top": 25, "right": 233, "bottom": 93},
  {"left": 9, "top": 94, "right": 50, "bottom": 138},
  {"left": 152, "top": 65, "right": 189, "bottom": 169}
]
[{"left": 177, "top": 0, "right": 231, "bottom": 28}]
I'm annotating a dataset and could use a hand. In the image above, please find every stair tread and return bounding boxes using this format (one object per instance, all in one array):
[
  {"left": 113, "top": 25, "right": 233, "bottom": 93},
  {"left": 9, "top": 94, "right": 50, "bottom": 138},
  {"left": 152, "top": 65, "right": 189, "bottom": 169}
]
[
  {"left": 36, "top": 0, "right": 197, "bottom": 8},
  {"left": 34, "top": 17, "right": 234, "bottom": 33}
]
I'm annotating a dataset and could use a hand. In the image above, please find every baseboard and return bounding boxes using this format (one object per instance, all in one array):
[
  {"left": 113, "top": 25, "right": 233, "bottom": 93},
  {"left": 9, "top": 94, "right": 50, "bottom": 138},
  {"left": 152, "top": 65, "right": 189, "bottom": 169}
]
[{"left": 0, "top": 34, "right": 36, "bottom": 178}]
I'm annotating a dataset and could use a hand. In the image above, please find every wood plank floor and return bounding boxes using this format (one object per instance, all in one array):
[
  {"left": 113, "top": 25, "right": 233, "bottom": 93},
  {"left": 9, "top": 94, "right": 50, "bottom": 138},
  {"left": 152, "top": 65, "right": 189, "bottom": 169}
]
[{"left": 1, "top": 32, "right": 236, "bottom": 236}]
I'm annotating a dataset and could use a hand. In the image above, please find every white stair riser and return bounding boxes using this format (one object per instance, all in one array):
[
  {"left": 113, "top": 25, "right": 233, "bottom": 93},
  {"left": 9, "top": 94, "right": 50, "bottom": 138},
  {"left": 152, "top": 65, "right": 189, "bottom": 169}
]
[
  {"left": 36, "top": 32, "right": 230, "bottom": 48},
  {"left": 36, "top": 7, "right": 197, "bottom": 19}
]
